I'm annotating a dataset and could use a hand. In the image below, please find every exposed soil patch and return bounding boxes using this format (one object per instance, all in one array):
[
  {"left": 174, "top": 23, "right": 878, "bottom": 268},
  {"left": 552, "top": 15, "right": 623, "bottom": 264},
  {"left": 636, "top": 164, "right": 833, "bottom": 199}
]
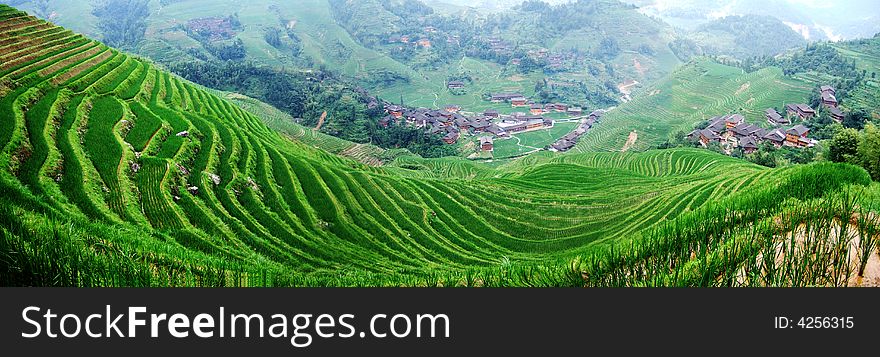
[
  {"left": 617, "top": 79, "right": 639, "bottom": 95},
  {"left": 633, "top": 58, "right": 645, "bottom": 77},
  {"left": 621, "top": 130, "right": 638, "bottom": 152},
  {"left": 735, "top": 82, "right": 751, "bottom": 95}
]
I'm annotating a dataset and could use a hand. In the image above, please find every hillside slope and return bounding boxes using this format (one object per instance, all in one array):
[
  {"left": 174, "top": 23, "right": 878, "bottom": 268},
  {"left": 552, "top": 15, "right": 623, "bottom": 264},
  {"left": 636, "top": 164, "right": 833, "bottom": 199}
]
[
  {"left": 575, "top": 59, "right": 814, "bottom": 152},
  {"left": 0, "top": 5, "right": 874, "bottom": 287}
]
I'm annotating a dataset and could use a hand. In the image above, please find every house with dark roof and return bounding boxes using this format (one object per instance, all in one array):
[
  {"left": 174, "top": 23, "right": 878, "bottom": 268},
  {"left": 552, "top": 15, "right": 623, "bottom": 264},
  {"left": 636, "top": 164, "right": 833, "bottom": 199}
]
[
  {"left": 785, "top": 124, "right": 810, "bottom": 145},
  {"left": 820, "top": 85, "right": 836, "bottom": 95},
  {"left": 762, "top": 129, "right": 787, "bottom": 147},
  {"left": 765, "top": 108, "right": 789, "bottom": 126},
  {"left": 821, "top": 91, "right": 838, "bottom": 108},
  {"left": 551, "top": 140, "right": 576, "bottom": 152},
  {"left": 490, "top": 93, "right": 523, "bottom": 103},
  {"left": 567, "top": 107, "right": 583, "bottom": 116},
  {"left": 731, "top": 123, "right": 763, "bottom": 138},
  {"left": 443, "top": 131, "right": 460, "bottom": 144},
  {"left": 820, "top": 86, "right": 838, "bottom": 108},
  {"left": 511, "top": 97, "right": 528, "bottom": 107},
  {"left": 724, "top": 114, "right": 745, "bottom": 129},
  {"left": 698, "top": 129, "right": 721, "bottom": 146},
  {"left": 739, "top": 136, "right": 759, "bottom": 154},
  {"left": 705, "top": 117, "right": 727, "bottom": 133},
  {"left": 483, "top": 109, "right": 500, "bottom": 118},
  {"left": 480, "top": 136, "right": 494, "bottom": 152},
  {"left": 530, "top": 104, "right": 544, "bottom": 115},
  {"left": 447, "top": 81, "right": 465, "bottom": 90},
  {"left": 786, "top": 104, "right": 816, "bottom": 120},
  {"left": 829, "top": 106, "right": 845, "bottom": 123}
]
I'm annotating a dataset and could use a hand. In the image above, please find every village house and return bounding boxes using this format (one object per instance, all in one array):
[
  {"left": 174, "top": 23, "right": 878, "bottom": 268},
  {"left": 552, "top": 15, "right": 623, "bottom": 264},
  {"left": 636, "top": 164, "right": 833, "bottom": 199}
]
[
  {"left": 765, "top": 108, "right": 790, "bottom": 126},
  {"left": 696, "top": 129, "right": 721, "bottom": 146},
  {"left": 443, "top": 131, "right": 460, "bottom": 144},
  {"left": 486, "top": 124, "right": 506, "bottom": 137},
  {"left": 724, "top": 114, "right": 745, "bottom": 129},
  {"left": 551, "top": 103, "right": 569, "bottom": 112},
  {"left": 490, "top": 93, "right": 523, "bottom": 103},
  {"left": 785, "top": 124, "right": 810, "bottom": 146},
  {"left": 829, "top": 106, "right": 845, "bottom": 123},
  {"left": 386, "top": 105, "right": 404, "bottom": 118},
  {"left": 786, "top": 103, "right": 816, "bottom": 120},
  {"left": 739, "top": 136, "right": 759, "bottom": 154},
  {"left": 551, "top": 140, "right": 577, "bottom": 152},
  {"left": 447, "top": 81, "right": 465, "bottom": 90},
  {"left": 731, "top": 123, "right": 763, "bottom": 138},
  {"left": 480, "top": 136, "right": 494, "bottom": 152},
  {"left": 762, "top": 129, "right": 787, "bottom": 147},
  {"left": 530, "top": 104, "right": 544, "bottom": 115},
  {"left": 511, "top": 97, "right": 529, "bottom": 107},
  {"left": 483, "top": 109, "right": 500, "bottom": 118},
  {"left": 445, "top": 104, "right": 462, "bottom": 113},
  {"left": 567, "top": 107, "right": 583, "bottom": 116},
  {"left": 820, "top": 85, "right": 838, "bottom": 108}
]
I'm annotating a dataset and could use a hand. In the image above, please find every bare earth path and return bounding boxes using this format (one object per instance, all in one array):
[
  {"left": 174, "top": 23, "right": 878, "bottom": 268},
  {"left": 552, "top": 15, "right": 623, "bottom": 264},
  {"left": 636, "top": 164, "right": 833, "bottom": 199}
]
[{"left": 622, "top": 130, "right": 638, "bottom": 152}]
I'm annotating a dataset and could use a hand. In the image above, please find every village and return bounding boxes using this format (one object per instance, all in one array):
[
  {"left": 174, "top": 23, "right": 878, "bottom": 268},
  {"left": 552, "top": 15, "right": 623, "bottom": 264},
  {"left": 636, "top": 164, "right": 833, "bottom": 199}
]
[
  {"left": 381, "top": 89, "right": 603, "bottom": 157},
  {"left": 687, "top": 85, "right": 843, "bottom": 155}
]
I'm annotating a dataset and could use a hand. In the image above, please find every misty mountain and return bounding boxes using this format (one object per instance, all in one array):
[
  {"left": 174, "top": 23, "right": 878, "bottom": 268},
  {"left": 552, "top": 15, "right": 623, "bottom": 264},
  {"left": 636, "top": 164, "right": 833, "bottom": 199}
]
[{"left": 624, "top": 0, "right": 880, "bottom": 41}]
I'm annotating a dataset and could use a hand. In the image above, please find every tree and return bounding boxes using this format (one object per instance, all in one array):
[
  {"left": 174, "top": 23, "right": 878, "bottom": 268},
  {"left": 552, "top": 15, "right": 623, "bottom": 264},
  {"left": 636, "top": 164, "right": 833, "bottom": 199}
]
[
  {"left": 829, "top": 128, "right": 861, "bottom": 164},
  {"left": 858, "top": 124, "right": 880, "bottom": 180},
  {"left": 91, "top": 0, "right": 150, "bottom": 50},
  {"left": 843, "top": 109, "right": 868, "bottom": 130}
]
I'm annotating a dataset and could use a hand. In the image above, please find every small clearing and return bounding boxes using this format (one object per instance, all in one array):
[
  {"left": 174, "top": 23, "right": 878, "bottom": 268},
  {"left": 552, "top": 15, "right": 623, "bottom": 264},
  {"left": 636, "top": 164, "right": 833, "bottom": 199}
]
[
  {"left": 735, "top": 82, "right": 751, "bottom": 95},
  {"left": 622, "top": 130, "right": 638, "bottom": 152},
  {"left": 633, "top": 58, "right": 645, "bottom": 77}
]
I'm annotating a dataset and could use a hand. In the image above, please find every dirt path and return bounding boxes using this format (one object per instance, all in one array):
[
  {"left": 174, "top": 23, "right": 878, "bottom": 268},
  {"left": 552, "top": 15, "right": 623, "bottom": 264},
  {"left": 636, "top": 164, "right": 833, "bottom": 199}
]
[
  {"left": 314, "top": 111, "right": 327, "bottom": 131},
  {"left": 621, "top": 130, "right": 638, "bottom": 152}
]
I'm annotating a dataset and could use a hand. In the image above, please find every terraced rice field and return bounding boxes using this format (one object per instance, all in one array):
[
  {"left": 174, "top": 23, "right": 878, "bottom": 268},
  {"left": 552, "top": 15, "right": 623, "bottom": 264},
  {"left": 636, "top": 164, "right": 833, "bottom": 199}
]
[
  {"left": 574, "top": 59, "right": 814, "bottom": 152},
  {"left": 0, "top": 6, "right": 874, "bottom": 287}
]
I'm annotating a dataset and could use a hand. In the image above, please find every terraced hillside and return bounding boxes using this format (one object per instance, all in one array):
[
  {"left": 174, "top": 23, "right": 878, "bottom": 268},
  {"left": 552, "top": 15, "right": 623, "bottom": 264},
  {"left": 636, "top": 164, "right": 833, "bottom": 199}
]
[
  {"left": 0, "top": 6, "right": 875, "bottom": 287},
  {"left": 575, "top": 59, "right": 814, "bottom": 152}
]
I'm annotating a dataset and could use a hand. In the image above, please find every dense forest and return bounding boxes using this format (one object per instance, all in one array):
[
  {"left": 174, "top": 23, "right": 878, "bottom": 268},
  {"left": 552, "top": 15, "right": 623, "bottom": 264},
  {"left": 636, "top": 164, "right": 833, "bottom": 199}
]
[
  {"left": 92, "top": 0, "right": 150, "bottom": 50},
  {"left": 689, "top": 15, "right": 806, "bottom": 59}
]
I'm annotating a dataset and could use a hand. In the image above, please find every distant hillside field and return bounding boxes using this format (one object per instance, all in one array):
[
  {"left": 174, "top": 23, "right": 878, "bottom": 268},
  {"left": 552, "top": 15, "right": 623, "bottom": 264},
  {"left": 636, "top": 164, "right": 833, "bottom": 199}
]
[{"left": 574, "top": 59, "right": 814, "bottom": 152}]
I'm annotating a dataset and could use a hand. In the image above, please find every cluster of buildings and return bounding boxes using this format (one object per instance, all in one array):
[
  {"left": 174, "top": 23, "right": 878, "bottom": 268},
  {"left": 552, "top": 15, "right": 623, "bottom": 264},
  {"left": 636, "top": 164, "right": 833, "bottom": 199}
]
[
  {"left": 388, "top": 33, "right": 432, "bottom": 49},
  {"left": 689, "top": 114, "right": 816, "bottom": 154},
  {"left": 690, "top": 85, "right": 846, "bottom": 154},
  {"left": 381, "top": 103, "right": 558, "bottom": 145},
  {"left": 550, "top": 111, "right": 604, "bottom": 152},
  {"left": 488, "top": 93, "right": 583, "bottom": 115}
]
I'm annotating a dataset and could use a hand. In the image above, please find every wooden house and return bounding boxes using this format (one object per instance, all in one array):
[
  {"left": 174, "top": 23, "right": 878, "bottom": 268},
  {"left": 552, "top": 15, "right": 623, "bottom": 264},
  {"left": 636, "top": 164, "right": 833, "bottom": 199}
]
[
  {"left": 480, "top": 136, "right": 494, "bottom": 152},
  {"left": 785, "top": 124, "right": 810, "bottom": 145},
  {"left": 765, "top": 108, "right": 789, "bottom": 126},
  {"left": 829, "top": 106, "right": 845, "bottom": 123},
  {"left": 786, "top": 104, "right": 816, "bottom": 120}
]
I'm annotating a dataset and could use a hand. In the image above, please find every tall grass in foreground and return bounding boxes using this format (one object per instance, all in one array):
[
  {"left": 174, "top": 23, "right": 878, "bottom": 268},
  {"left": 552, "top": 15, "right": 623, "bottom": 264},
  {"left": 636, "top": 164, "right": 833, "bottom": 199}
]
[{"left": 2, "top": 162, "right": 878, "bottom": 287}]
